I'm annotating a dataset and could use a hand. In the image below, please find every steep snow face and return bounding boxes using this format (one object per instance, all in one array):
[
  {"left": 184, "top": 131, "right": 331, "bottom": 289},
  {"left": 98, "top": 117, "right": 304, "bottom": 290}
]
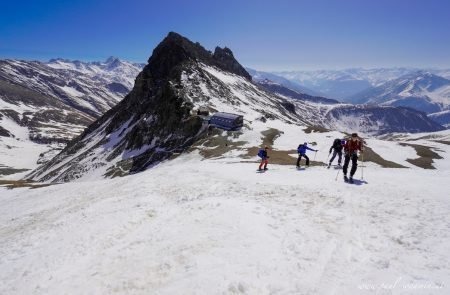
[
  {"left": 1, "top": 144, "right": 450, "bottom": 294},
  {"left": 181, "top": 64, "right": 311, "bottom": 123}
]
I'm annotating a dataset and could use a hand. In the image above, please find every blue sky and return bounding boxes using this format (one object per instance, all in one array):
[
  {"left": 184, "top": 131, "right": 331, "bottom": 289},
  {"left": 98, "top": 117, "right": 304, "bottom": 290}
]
[{"left": 1, "top": 0, "right": 449, "bottom": 70}]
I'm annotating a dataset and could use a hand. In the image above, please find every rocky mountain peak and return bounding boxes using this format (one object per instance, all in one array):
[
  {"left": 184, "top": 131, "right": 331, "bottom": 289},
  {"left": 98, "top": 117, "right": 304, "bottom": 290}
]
[
  {"left": 105, "top": 56, "right": 120, "bottom": 64},
  {"left": 212, "top": 46, "right": 251, "bottom": 80},
  {"left": 147, "top": 32, "right": 251, "bottom": 80}
]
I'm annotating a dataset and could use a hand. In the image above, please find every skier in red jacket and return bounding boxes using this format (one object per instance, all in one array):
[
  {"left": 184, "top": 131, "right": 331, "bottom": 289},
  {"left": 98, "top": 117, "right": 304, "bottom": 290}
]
[{"left": 343, "top": 133, "right": 364, "bottom": 183}]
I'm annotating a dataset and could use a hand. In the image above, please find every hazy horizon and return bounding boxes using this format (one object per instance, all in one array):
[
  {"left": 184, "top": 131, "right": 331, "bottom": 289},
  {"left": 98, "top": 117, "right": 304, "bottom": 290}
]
[{"left": 5, "top": 54, "right": 450, "bottom": 74}]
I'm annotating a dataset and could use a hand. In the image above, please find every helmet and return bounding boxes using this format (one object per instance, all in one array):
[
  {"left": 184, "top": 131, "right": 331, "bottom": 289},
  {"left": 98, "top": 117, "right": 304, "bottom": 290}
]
[{"left": 304, "top": 142, "right": 308, "bottom": 145}]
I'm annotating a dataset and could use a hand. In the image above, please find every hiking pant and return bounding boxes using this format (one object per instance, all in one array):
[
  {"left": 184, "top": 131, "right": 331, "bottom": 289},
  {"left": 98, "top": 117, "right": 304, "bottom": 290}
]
[
  {"left": 343, "top": 153, "right": 358, "bottom": 177},
  {"left": 297, "top": 154, "right": 309, "bottom": 166},
  {"left": 330, "top": 150, "right": 342, "bottom": 165},
  {"left": 259, "top": 159, "right": 268, "bottom": 170}
]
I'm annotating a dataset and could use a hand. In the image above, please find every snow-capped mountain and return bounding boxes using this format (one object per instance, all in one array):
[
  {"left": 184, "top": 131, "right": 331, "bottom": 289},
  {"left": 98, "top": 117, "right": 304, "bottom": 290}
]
[
  {"left": 26, "top": 33, "right": 445, "bottom": 183},
  {"left": 47, "top": 56, "right": 145, "bottom": 90},
  {"left": 0, "top": 58, "right": 143, "bottom": 117},
  {"left": 325, "top": 105, "right": 444, "bottom": 135},
  {"left": 349, "top": 71, "right": 450, "bottom": 113},
  {"left": 0, "top": 57, "right": 143, "bottom": 176},
  {"left": 0, "top": 80, "right": 93, "bottom": 176}
]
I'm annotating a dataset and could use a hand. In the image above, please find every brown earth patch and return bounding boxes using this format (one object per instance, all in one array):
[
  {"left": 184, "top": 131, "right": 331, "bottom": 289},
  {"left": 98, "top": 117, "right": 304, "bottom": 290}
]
[
  {"left": 304, "top": 125, "right": 329, "bottom": 134},
  {"left": 362, "top": 146, "right": 407, "bottom": 168},
  {"left": 399, "top": 143, "right": 443, "bottom": 169},
  {"left": 0, "top": 180, "right": 53, "bottom": 189},
  {"left": 189, "top": 128, "right": 247, "bottom": 159}
]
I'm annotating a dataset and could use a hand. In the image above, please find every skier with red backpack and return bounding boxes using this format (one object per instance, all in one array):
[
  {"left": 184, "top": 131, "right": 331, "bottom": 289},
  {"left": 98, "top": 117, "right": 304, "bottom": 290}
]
[
  {"left": 257, "top": 146, "right": 270, "bottom": 171},
  {"left": 343, "top": 133, "right": 364, "bottom": 183}
]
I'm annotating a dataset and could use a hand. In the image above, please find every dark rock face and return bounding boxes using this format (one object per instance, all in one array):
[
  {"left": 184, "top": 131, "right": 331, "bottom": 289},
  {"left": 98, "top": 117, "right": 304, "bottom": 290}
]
[
  {"left": 147, "top": 32, "right": 251, "bottom": 81},
  {"left": 212, "top": 47, "right": 252, "bottom": 80},
  {"left": 0, "top": 125, "right": 11, "bottom": 137},
  {"left": 106, "top": 82, "right": 129, "bottom": 94}
]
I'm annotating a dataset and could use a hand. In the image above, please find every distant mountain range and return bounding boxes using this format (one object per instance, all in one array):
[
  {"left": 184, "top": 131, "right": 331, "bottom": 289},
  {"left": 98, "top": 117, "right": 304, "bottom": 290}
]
[
  {"left": 0, "top": 57, "right": 143, "bottom": 174},
  {"left": 245, "top": 68, "right": 324, "bottom": 96},
  {"left": 257, "top": 68, "right": 450, "bottom": 127},
  {"left": 256, "top": 79, "right": 339, "bottom": 105},
  {"left": 273, "top": 68, "right": 450, "bottom": 99},
  {"left": 348, "top": 71, "right": 450, "bottom": 111}
]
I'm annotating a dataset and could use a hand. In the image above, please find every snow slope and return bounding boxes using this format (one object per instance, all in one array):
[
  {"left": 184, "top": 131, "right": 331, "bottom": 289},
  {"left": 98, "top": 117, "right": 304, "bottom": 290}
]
[{"left": 1, "top": 149, "right": 449, "bottom": 294}]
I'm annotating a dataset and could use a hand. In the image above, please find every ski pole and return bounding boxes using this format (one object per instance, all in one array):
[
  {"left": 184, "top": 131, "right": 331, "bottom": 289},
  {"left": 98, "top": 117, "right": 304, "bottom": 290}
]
[
  {"left": 335, "top": 168, "right": 340, "bottom": 181},
  {"left": 361, "top": 152, "right": 364, "bottom": 180},
  {"left": 314, "top": 151, "right": 317, "bottom": 161}
]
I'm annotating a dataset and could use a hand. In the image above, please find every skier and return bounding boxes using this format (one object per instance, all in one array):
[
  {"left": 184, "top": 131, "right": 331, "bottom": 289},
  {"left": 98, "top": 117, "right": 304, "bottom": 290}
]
[
  {"left": 257, "top": 146, "right": 270, "bottom": 171},
  {"left": 328, "top": 138, "right": 344, "bottom": 168},
  {"left": 343, "top": 133, "right": 364, "bottom": 183},
  {"left": 296, "top": 142, "right": 318, "bottom": 168}
]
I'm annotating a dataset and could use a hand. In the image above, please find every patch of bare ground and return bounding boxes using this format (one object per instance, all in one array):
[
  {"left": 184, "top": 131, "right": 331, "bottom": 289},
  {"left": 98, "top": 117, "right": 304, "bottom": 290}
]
[
  {"left": 399, "top": 143, "right": 443, "bottom": 169},
  {"left": 0, "top": 180, "right": 53, "bottom": 189}
]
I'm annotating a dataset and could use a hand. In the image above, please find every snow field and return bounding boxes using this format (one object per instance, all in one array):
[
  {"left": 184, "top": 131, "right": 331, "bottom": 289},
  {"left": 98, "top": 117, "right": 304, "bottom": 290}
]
[{"left": 1, "top": 152, "right": 449, "bottom": 294}]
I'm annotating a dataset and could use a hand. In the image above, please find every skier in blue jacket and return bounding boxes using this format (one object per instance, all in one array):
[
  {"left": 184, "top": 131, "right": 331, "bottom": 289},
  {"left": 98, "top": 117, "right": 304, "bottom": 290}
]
[{"left": 296, "top": 142, "right": 317, "bottom": 167}]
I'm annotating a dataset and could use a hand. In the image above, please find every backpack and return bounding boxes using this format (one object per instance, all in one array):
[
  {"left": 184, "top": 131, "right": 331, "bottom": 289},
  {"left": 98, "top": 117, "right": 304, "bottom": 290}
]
[
  {"left": 257, "top": 149, "right": 264, "bottom": 158},
  {"left": 333, "top": 138, "right": 341, "bottom": 148}
]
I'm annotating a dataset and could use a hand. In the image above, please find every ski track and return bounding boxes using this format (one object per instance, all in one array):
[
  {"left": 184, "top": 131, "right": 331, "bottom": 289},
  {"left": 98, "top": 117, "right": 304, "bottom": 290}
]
[{"left": 1, "top": 153, "right": 449, "bottom": 295}]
